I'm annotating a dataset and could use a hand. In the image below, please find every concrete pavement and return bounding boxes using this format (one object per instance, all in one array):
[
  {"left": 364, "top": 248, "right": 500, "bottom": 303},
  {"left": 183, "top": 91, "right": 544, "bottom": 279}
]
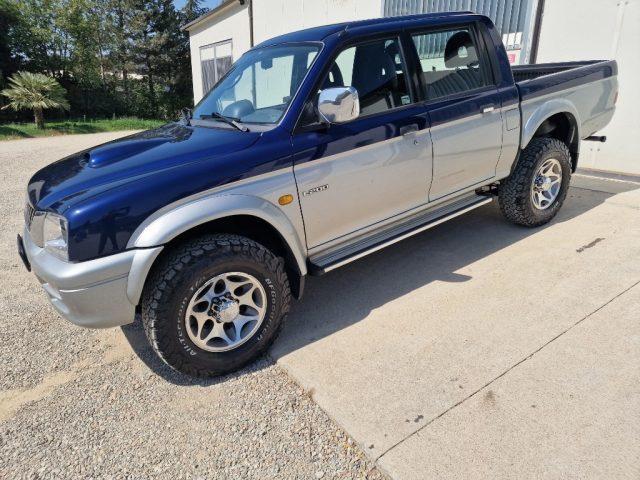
[
  {"left": 272, "top": 174, "right": 640, "bottom": 479},
  {"left": 4, "top": 131, "right": 638, "bottom": 478}
]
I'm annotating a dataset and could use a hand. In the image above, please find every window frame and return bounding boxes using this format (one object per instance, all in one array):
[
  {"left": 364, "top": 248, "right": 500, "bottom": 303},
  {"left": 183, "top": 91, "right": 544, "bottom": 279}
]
[
  {"left": 404, "top": 22, "right": 497, "bottom": 104},
  {"left": 194, "top": 41, "right": 324, "bottom": 129},
  {"left": 200, "top": 39, "right": 234, "bottom": 95},
  {"left": 294, "top": 32, "right": 418, "bottom": 132}
]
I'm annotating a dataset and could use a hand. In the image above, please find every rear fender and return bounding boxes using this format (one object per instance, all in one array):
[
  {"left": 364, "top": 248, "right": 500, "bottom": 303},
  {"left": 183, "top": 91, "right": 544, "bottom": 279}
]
[{"left": 521, "top": 99, "right": 581, "bottom": 151}]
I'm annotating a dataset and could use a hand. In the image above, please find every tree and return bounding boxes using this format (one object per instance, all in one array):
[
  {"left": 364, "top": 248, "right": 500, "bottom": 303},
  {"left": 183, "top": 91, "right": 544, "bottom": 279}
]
[
  {"left": 1, "top": 71, "right": 70, "bottom": 128},
  {"left": 1, "top": 0, "right": 209, "bottom": 121},
  {"left": 181, "top": 0, "right": 207, "bottom": 23}
]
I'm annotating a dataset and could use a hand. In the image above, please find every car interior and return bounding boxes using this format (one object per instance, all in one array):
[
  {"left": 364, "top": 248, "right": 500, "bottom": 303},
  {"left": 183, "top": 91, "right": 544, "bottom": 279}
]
[
  {"left": 420, "top": 30, "right": 485, "bottom": 100},
  {"left": 321, "top": 39, "right": 410, "bottom": 116},
  {"left": 300, "top": 29, "right": 485, "bottom": 125}
]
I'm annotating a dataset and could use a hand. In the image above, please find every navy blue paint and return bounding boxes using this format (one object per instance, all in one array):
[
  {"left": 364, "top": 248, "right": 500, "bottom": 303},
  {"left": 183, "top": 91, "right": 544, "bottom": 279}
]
[
  {"left": 425, "top": 88, "right": 502, "bottom": 128},
  {"left": 499, "top": 86, "right": 520, "bottom": 108},
  {"left": 255, "top": 24, "right": 345, "bottom": 48},
  {"left": 480, "top": 16, "right": 514, "bottom": 89},
  {"left": 26, "top": 12, "right": 617, "bottom": 263},
  {"left": 292, "top": 105, "right": 430, "bottom": 167},
  {"left": 255, "top": 11, "right": 476, "bottom": 49},
  {"left": 28, "top": 123, "right": 292, "bottom": 261},
  {"left": 515, "top": 60, "right": 618, "bottom": 101}
]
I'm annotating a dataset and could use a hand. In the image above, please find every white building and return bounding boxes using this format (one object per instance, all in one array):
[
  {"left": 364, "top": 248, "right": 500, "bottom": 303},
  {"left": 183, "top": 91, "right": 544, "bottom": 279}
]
[{"left": 184, "top": 0, "right": 639, "bottom": 176}]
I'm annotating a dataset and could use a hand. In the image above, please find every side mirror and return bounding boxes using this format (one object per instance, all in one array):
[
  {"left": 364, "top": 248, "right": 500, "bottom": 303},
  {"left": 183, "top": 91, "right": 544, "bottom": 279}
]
[{"left": 318, "top": 87, "right": 360, "bottom": 124}]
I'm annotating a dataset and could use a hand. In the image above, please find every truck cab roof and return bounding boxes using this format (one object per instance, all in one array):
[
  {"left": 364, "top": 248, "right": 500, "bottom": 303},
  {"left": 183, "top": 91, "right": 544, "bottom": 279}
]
[{"left": 255, "top": 11, "right": 480, "bottom": 47}]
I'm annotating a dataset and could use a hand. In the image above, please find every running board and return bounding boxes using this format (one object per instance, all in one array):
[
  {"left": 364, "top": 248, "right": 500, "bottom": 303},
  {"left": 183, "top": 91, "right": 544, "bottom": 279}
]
[{"left": 308, "top": 195, "right": 493, "bottom": 275}]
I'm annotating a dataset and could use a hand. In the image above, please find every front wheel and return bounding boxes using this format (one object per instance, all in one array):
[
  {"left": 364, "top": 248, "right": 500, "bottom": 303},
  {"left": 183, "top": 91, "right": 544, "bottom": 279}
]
[
  {"left": 140, "top": 234, "right": 291, "bottom": 378},
  {"left": 499, "top": 137, "right": 572, "bottom": 227}
]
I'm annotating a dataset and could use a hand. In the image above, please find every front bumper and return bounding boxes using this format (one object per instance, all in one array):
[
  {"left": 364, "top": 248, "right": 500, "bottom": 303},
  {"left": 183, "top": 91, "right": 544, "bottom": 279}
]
[{"left": 20, "top": 228, "right": 140, "bottom": 328}]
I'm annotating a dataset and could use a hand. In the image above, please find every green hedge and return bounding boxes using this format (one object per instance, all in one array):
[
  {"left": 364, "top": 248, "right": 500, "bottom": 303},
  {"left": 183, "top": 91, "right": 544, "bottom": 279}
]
[{"left": 0, "top": 117, "right": 165, "bottom": 141}]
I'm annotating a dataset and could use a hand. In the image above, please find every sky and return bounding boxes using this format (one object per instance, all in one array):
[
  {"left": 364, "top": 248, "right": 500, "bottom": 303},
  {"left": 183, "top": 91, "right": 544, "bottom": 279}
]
[{"left": 173, "top": 0, "right": 222, "bottom": 10}]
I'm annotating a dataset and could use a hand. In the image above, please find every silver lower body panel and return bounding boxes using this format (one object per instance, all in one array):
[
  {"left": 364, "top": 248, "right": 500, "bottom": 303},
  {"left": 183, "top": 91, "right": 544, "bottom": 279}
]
[
  {"left": 22, "top": 227, "right": 146, "bottom": 329},
  {"left": 41, "top": 275, "right": 134, "bottom": 329},
  {"left": 309, "top": 193, "right": 492, "bottom": 274}
]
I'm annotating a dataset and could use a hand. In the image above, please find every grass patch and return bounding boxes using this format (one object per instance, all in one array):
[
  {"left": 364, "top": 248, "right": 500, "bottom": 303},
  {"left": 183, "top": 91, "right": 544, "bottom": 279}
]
[{"left": 0, "top": 117, "right": 165, "bottom": 141}]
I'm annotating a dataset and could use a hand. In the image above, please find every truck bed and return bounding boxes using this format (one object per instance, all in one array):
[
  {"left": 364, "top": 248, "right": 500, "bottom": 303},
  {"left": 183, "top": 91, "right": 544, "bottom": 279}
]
[
  {"left": 513, "top": 60, "right": 617, "bottom": 98},
  {"left": 512, "top": 61, "right": 605, "bottom": 82},
  {"left": 514, "top": 59, "right": 618, "bottom": 143}
]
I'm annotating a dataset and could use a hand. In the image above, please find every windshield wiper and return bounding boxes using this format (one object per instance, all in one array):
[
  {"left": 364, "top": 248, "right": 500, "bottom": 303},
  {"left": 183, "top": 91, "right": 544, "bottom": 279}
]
[{"left": 202, "top": 112, "right": 249, "bottom": 132}]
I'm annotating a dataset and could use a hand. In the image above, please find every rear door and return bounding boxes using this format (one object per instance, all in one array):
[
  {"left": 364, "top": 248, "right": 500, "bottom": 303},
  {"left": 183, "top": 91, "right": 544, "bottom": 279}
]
[
  {"left": 407, "top": 24, "right": 503, "bottom": 200},
  {"left": 292, "top": 35, "right": 433, "bottom": 249}
]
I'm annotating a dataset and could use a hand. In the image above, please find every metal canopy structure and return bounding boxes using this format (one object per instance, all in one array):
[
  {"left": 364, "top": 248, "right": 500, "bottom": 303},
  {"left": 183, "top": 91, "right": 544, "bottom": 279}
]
[{"left": 383, "top": 0, "right": 542, "bottom": 64}]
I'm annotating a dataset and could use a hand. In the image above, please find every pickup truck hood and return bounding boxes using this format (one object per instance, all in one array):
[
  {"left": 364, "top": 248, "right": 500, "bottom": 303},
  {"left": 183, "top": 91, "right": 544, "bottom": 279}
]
[{"left": 27, "top": 123, "right": 261, "bottom": 210}]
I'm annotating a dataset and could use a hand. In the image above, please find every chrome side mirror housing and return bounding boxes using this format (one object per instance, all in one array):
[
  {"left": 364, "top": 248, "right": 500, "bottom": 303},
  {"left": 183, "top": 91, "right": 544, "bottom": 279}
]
[{"left": 318, "top": 87, "right": 360, "bottom": 124}]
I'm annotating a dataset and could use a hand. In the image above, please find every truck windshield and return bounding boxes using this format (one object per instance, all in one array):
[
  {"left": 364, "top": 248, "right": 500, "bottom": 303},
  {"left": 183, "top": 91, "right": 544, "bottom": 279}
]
[{"left": 193, "top": 44, "right": 321, "bottom": 126}]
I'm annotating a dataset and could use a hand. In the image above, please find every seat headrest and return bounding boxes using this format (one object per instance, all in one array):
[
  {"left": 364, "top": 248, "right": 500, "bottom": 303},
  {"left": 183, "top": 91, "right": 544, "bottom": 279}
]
[
  {"left": 322, "top": 62, "right": 345, "bottom": 90},
  {"left": 352, "top": 43, "right": 398, "bottom": 94},
  {"left": 444, "top": 31, "right": 478, "bottom": 69}
]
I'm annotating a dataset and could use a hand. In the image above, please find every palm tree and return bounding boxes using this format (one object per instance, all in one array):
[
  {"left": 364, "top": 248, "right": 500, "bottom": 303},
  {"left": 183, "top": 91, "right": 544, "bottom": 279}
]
[{"left": 1, "top": 72, "right": 70, "bottom": 129}]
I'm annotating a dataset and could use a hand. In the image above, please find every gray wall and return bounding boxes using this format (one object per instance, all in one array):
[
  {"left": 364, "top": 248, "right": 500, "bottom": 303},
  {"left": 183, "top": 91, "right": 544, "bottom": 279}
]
[{"left": 536, "top": 0, "right": 639, "bottom": 175}]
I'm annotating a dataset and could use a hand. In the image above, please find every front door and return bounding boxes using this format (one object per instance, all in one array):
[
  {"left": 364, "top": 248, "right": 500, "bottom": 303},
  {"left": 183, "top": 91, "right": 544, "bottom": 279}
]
[
  {"left": 408, "top": 25, "right": 503, "bottom": 200},
  {"left": 292, "top": 36, "right": 433, "bottom": 249}
]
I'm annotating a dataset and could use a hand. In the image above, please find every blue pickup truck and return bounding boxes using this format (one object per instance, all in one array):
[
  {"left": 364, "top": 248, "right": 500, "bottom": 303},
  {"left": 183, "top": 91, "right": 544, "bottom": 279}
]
[{"left": 18, "top": 12, "right": 618, "bottom": 377}]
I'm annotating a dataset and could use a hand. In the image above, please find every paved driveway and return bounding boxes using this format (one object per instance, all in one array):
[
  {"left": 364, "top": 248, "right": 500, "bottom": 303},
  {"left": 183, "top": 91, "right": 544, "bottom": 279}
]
[
  {"left": 2, "top": 132, "right": 639, "bottom": 479},
  {"left": 273, "top": 172, "right": 640, "bottom": 479}
]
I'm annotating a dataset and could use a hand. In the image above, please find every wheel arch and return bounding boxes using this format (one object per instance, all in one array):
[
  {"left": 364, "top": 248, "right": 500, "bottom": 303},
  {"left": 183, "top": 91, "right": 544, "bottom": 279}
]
[
  {"left": 521, "top": 100, "right": 581, "bottom": 172},
  {"left": 126, "top": 194, "right": 308, "bottom": 305}
]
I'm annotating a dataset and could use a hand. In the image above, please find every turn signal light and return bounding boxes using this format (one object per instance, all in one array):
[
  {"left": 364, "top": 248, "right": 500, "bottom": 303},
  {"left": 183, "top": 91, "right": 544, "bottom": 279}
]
[{"left": 278, "top": 194, "right": 294, "bottom": 206}]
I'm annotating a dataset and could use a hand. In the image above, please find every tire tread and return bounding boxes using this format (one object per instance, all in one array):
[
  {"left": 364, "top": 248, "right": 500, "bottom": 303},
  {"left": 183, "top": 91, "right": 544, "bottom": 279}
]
[
  {"left": 499, "top": 137, "right": 571, "bottom": 227},
  {"left": 141, "top": 234, "right": 290, "bottom": 378}
]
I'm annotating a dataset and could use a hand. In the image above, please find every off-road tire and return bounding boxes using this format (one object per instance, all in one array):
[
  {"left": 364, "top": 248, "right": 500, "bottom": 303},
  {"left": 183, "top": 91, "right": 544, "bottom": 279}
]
[
  {"left": 499, "top": 137, "right": 572, "bottom": 227},
  {"left": 141, "top": 234, "right": 290, "bottom": 378}
]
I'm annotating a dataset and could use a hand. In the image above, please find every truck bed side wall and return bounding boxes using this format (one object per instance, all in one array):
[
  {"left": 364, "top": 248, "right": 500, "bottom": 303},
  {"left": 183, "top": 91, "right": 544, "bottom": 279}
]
[
  {"left": 512, "top": 61, "right": 603, "bottom": 82},
  {"left": 517, "top": 61, "right": 618, "bottom": 158}
]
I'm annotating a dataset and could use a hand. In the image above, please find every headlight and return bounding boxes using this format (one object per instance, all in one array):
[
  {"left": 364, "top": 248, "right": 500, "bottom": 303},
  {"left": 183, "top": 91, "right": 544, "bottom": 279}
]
[{"left": 42, "top": 213, "right": 69, "bottom": 261}]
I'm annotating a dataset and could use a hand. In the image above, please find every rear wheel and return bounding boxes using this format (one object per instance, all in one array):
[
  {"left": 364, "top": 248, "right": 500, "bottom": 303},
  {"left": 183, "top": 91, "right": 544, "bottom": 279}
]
[
  {"left": 499, "top": 137, "right": 572, "bottom": 227},
  {"left": 141, "top": 234, "right": 290, "bottom": 378}
]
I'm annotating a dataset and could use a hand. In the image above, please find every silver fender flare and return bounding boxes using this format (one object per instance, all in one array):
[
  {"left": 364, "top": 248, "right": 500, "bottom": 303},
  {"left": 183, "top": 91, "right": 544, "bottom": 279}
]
[
  {"left": 521, "top": 98, "right": 581, "bottom": 150},
  {"left": 126, "top": 247, "right": 164, "bottom": 305},
  {"left": 125, "top": 194, "right": 308, "bottom": 305}
]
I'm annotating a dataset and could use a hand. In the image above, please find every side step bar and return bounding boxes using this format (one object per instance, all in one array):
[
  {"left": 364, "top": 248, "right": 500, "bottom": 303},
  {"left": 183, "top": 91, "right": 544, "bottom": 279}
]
[{"left": 308, "top": 195, "right": 493, "bottom": 275}]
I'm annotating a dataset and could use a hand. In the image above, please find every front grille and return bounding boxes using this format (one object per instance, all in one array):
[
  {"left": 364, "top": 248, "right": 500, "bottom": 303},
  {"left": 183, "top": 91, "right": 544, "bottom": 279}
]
[{"left": 24, "top": 202, "right": 35, "bottom": 229}]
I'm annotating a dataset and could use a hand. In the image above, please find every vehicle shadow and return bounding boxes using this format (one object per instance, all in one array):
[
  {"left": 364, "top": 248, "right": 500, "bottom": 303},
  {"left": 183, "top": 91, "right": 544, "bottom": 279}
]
[
  {"left": 120, "top": 320, "right": 269, "bottom": 387},
  {"left": 121, "top": 180, "right": 639, "bottom": 385}
]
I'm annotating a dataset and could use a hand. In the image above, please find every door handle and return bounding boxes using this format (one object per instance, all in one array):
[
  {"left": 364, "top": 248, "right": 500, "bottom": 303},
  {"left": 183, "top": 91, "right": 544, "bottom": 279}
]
[
  {"left": 481, "top": 105, "right": 495, "bottom": 114},
  {"left": 400, "top": 124, "right": 419, "bottom": 136}
]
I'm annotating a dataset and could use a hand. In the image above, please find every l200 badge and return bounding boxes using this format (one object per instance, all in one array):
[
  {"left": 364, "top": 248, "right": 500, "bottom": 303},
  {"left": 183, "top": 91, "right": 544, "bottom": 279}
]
[{"left": 302, "top": 185, "right": 329, "bottom": 196}]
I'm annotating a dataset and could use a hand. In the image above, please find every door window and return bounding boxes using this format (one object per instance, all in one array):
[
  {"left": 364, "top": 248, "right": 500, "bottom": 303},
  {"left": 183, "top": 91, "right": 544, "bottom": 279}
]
[
  {"left": 325, "top": 37, "right": 413, "bottom": 116},
  {"left": 411, "top": 27, "right": 488, "bottom": 101}
]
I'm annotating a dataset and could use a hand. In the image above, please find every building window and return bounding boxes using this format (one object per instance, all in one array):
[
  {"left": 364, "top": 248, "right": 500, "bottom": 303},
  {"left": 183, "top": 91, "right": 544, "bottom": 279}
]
[{"left": 200, "top": 40, "right": 233, "bottom": 95}]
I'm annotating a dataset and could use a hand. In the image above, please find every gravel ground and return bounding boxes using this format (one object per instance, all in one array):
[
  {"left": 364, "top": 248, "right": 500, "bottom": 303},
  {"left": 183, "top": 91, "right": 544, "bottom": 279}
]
[{"left": 0, "top": 132, "right": 386, "bottom": 480}]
